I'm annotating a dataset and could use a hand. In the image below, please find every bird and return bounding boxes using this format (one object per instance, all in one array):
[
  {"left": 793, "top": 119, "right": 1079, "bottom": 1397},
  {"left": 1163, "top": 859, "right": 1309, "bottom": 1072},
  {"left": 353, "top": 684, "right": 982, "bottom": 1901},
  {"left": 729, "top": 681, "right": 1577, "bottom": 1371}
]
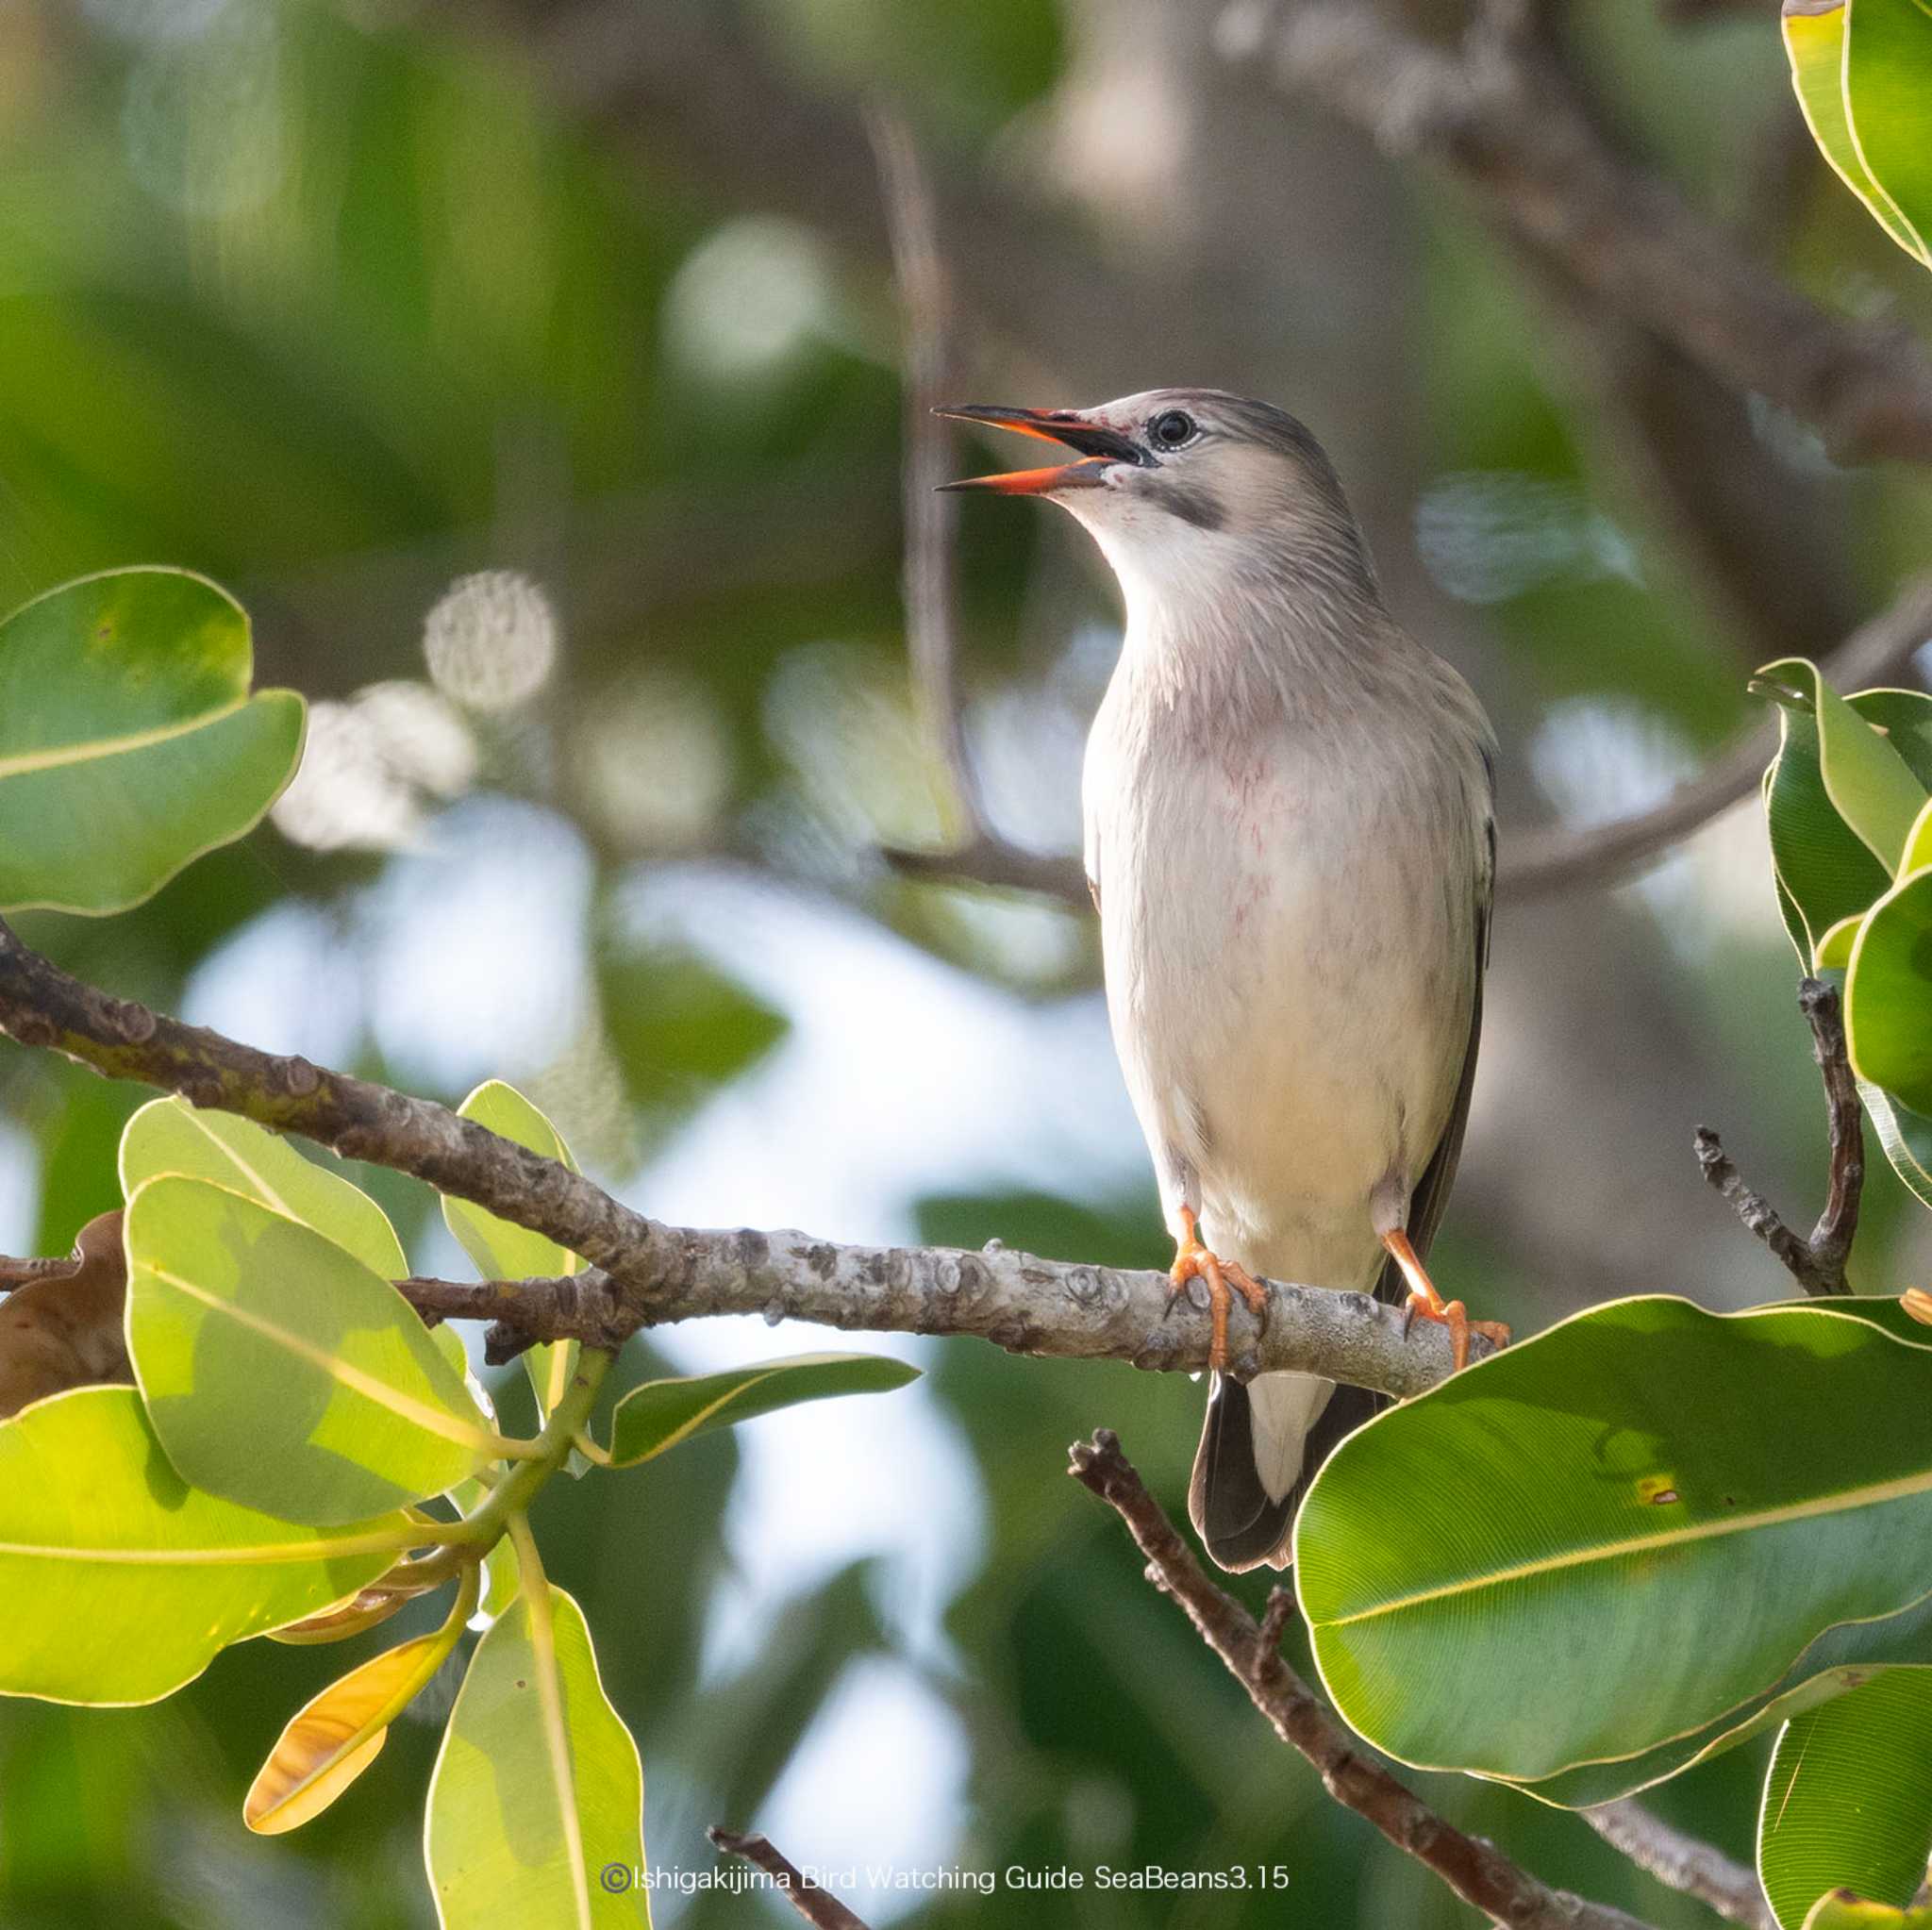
[{"left": 940, "top": 389, "right": 1506, "bottom": 1572}]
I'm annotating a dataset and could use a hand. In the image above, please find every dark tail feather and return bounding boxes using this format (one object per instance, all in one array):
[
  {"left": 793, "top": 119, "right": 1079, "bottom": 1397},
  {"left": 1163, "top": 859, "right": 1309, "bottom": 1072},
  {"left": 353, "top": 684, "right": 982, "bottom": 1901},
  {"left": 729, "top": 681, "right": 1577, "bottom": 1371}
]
[{"left": 1189, "top": 1375, "right": 1387, "bottom": 1572}]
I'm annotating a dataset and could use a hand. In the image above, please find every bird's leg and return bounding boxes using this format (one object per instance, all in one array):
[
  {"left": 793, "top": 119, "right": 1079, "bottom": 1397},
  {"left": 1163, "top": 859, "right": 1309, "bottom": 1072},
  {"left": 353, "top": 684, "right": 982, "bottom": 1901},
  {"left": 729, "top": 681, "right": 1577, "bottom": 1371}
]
[
  {"left": 1381, "top": 1228, "right": 1508, "bottom": 1372},
  {"left": 1167, "top": 1206, "right": 1270, "bottom": 1372}
]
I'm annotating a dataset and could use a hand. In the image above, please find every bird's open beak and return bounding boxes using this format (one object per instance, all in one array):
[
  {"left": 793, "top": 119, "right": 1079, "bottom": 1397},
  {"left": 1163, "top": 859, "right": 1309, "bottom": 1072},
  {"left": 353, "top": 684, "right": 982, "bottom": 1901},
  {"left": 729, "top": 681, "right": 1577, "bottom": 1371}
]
[{"left": 934, "top": 405, "right": 1144, "bottom": 495}]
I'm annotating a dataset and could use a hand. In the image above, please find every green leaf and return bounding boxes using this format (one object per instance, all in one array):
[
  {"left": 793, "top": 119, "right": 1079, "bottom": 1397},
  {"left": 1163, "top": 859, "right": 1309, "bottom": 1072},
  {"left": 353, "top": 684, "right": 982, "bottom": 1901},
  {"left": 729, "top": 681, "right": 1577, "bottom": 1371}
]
[
  {"left": 1853, "top": 691, "right": 1932, "bottom": 793},
  {"left": 1848, "top": 869, "right": 1932, "bottom": 1114},
  {"left": 125, "top": 1174, "right": 496, "bottom": 1523},
  {"left": 1296, "top": 1297, "right": 1932, "bottom": 1783},
  {"left": 1764, "top": 705, "right": 1893, "bottom": 965},
  {"left": 1763, "top": 659, "right": 1929, "bottom": 873},
  {"left": 1761, "top": 1671, "right": 1932, "bottom": 1929},
  {"left": 0, "top": 1387, "right": 412, "bottom": 1705},
  {"left": 1863, "top": 1080, "right": 1932, "bottom": 1211},
  {"left": 1514, "top": 1589, "right": 1932, "bottom": 1806},
  {"left": 119, "top": 1097, "right": 407, "bottom": 1279},
  {"left": 1900, "top": 800, "right": 1932, "bottom": 878},
  {"left": 444, "top": 1082, "right": 582, "bottom": 1428},
  {"left": 1817, "top": 913, "right": 1868, "bottom": 971},
  {"left": 1804, "top": 1896, "right": 1932, "bottom": 1929},
  {"left": 0, "top": 568, "right": 306, "bottom": 915},
  {"left": 1842, "top": 0, "right": 1932, "bottom": 271},
  {"left": 607, "top": 1352, "right": 922, "bottom": 1469},
  {"left": 1784, "top": 1, "right": 1932, "bottom": 266},
  {"left": 425, "top": 1579, "right": 648, "bottom": 1928}
]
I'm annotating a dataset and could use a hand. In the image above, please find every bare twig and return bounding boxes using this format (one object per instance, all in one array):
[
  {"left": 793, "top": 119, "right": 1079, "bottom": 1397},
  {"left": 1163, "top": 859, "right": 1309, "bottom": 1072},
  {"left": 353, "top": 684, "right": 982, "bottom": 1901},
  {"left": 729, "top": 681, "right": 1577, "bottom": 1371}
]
[
  {"left": 1067, "top": 1429, "right": 1662, "bottom": 1930},
  {"left": 879, "top": 835, "right": 1089, "bottom": 904},
  {"left": 1696, "top": 978, "right": 1861, "bottom": 1296},
  {"left": 0, "top": 917, "right": 1487, "bottom": 1396},
  {"left": 866, "top": 106, "right": 986, "bottom": 843},
  {"left": 1579, "top": 1802, "right": 1774, "bottom": 1930},
  {"left": 1801, "top": 977, "right": 1865, "bottom": 1285},
  {"left": 708, "top": 1828, "right": 872, "bottom": 1930},
  {"left": 1223, "top": 2, "right": 1932, "bottom": 467}
]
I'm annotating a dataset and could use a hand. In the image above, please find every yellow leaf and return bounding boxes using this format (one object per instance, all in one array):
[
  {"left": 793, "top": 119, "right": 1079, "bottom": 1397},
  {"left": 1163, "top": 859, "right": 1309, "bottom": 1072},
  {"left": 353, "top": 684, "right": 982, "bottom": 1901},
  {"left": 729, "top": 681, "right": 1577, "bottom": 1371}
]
[{"left": 245, "top": 1632, "right": 445, "bottom": 1834}]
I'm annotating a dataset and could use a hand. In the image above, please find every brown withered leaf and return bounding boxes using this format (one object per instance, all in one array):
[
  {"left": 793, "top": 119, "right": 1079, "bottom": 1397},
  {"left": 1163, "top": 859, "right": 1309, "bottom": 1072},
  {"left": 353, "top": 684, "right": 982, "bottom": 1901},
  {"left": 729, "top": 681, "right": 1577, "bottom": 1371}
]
[{"left": 0, "top": 1211, "right": 132, "bottom": 1420}]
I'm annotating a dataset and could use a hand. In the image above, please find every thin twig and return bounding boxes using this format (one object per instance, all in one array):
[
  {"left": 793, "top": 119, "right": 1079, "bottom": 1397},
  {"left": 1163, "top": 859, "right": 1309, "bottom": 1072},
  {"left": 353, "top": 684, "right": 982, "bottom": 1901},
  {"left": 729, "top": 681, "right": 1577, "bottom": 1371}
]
[
  {"left": 1801, "top": 977, "right": 1864, "bottom": 1286},
  {"left": 0, "top": 917, "right": 1487, "bottom": 1396},
  {"left": 1067, "top": 1430, "right": 1662, "bottom": 1930},
  {"left": 1488, "top": 575, "right": 1932, "bottom": 897},
  {"left": 1696, "top": 978, "right": 1861, "bottom": 1296},
  {"left": 866, "top": 105, "right": 986, "bottom": 844},
  {"left": 708, "top": 1828, "right": 873, "bottom": 1930},
  {"left": 1579, "top": 1802, "right": 1774, "bottom": 1930}
]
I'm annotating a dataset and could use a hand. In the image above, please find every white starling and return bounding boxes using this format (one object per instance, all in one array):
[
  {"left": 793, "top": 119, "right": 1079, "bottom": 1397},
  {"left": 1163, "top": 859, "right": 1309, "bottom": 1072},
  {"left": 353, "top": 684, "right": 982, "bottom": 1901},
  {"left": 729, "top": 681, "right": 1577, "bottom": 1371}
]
[{"left": 943, "top": 391, "right": 1507, "bottom": 1571}]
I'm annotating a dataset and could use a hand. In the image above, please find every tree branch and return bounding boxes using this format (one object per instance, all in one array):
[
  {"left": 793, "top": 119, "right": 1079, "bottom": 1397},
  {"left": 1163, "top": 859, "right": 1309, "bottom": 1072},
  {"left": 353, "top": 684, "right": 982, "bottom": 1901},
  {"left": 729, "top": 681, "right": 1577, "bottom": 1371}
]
[
  {"left": 0, "top": 917, "right": 1485, "bottom": 1397},
  {"left": 1067, "top": 1429, "right": 1662, "bottom": 1930},
  {"left": 708, "top": 1828, "right": 872, "bottom": 1930},
  {"left": 1220, "top": 1, "right": 1932, "bottom": 467},
  {"left": 1695, "top": 977, "right": 1862, "bottom": 1296},
  {"left": 1578, "top": 1802, "right": 1774, "bottom": 1930}
]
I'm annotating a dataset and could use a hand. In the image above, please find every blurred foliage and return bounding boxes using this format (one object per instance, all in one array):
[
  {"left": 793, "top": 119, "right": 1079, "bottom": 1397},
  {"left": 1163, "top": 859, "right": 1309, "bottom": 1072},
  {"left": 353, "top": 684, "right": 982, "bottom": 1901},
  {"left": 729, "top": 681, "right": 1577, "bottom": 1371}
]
[{"left": 4, "top": 0, "right": 1932, "bottom": 1924}]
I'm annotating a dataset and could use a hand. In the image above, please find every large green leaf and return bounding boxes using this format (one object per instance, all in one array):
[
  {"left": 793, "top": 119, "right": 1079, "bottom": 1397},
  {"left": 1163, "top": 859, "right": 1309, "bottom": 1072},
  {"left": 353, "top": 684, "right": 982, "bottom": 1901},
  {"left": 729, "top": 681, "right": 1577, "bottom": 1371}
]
[
  {"left": 0, "top": 568, "right": 305, "bottom": 915},
  {"left": 1848, "top": 869, "right": 1932, "bottom": 1114},
  {"left": 1296, "top": 1297, "right": 1932, "bottom": 1782},
  {"left": 0, "top": 1387, "right": 413, "bottom": 1705},
  {"left": 1784, "top": 1, "right": 1931, "bottom": 265},
  {"left": 125, "top": 1175, "right": 496, "bottom": 1523},
  {"left": 119, "top": 1098, "right": 407, "bottom": 1279},
  {"left": 1516, "top": 1584, "right": 1932, "bottom": 1807},
  {"left": 1761, "top": 1671, "right": 1932, "bottom": 1929},
  {"left": 425, "top": 1579, "right": 648, "bottom": 1927},
  {"left": 607, "top": 1352, "right": 921, "bottom": 1468},
  {"left": 443, "top": 1082, "right": 582, "bottom": 1426},
  {"left": 1843, "top": 0, "right": 1932, "bottom": 270}
]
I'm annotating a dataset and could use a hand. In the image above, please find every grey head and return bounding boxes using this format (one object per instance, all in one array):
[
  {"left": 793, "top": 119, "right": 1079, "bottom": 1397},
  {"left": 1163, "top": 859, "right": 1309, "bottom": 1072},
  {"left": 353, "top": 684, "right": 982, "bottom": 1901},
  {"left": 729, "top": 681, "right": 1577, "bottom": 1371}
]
[{"left": 937, "top": 387, "right": 1379, "bottom": 611}]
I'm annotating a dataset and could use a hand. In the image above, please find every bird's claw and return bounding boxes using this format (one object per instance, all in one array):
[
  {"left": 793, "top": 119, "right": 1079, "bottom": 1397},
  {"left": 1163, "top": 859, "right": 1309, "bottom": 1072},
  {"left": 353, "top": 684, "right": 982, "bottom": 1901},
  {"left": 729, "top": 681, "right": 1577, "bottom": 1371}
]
[
  {"left": 1404, "top": 1291, "right": 1510, "bottom": 1373},
  {"left": 1168, "top": 1208, "right": 1269, "bottom": 1372}
]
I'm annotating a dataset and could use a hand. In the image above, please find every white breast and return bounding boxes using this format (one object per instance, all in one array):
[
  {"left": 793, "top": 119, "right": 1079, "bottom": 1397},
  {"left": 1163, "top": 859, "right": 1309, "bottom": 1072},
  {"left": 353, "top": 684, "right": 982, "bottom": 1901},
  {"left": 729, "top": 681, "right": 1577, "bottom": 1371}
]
[{"left": 1083, "top": 619, "right": 1486, "bottom": 1292}]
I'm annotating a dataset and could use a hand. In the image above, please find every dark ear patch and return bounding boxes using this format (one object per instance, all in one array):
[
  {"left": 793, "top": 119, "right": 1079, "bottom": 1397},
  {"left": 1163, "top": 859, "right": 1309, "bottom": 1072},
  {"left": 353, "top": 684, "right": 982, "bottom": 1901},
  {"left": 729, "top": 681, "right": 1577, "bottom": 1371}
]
[{"left": 1153, "top": 479, "right": 1224, "bottom": 531}]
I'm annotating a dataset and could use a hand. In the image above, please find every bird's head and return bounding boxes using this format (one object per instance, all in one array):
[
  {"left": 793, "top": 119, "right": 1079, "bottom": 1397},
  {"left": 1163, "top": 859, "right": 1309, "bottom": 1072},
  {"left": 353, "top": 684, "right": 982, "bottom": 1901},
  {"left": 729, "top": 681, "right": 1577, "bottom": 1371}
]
[{"left": 937, "top": 388, "right": 1374, "bottom": 607}]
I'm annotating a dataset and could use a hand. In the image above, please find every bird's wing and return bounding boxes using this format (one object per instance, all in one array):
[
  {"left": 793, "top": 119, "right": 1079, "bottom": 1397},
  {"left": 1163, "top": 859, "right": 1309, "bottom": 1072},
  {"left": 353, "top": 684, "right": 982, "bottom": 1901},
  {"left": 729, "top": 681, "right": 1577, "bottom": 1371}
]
[{"left": 1380, "top": 807, "right": 1493, "bottom": 1294}]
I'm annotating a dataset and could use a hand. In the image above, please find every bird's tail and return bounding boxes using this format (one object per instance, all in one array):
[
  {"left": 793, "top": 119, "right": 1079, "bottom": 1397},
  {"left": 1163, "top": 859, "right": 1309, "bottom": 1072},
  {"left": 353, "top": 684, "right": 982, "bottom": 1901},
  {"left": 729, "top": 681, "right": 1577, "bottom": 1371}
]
[{"left": 1189, "top": 1370, "right": 1385, "bottom": 1572}]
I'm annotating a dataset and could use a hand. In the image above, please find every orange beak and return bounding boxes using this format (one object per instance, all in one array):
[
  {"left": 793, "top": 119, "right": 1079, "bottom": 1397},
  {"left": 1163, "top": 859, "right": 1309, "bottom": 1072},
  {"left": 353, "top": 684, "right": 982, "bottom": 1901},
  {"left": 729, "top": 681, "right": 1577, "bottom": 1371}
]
[{"left": 935, "top": 405, "right": 1145, "bottom": 496}]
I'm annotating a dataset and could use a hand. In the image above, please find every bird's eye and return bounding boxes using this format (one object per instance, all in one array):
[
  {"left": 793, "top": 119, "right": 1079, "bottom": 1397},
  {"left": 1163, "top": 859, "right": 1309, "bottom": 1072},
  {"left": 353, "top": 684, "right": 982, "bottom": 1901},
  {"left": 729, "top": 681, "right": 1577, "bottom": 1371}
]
[{"left": 1149, "top": 409, "right": 1197, "bottom": 450}]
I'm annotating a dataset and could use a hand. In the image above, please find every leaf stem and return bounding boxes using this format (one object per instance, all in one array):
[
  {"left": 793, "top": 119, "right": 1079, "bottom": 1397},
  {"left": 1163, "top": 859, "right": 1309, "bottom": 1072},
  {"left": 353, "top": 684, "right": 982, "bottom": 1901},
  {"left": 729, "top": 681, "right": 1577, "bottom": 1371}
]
[{"left": 366, "top": 1351, "right": 613, "bottom": 1590}]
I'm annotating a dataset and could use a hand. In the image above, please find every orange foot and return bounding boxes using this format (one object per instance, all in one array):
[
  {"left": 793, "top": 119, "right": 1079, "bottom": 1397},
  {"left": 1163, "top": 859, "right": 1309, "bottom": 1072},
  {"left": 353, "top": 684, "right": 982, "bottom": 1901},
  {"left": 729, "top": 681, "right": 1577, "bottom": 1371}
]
[
  {"left": 1382, "top": 1227, "right": 1510, "bottom": 1373},
  {"left": 1167, "top": 1206, "right": 1270, "bottom": 1372}
]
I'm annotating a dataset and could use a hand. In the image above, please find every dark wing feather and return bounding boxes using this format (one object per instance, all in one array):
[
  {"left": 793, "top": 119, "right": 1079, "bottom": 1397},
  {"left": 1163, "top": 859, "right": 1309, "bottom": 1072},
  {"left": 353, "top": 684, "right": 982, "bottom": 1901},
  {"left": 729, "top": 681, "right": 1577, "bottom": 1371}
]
[{"left": 1379, "top": 809, "right": 1493, "bottom": 1293}]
